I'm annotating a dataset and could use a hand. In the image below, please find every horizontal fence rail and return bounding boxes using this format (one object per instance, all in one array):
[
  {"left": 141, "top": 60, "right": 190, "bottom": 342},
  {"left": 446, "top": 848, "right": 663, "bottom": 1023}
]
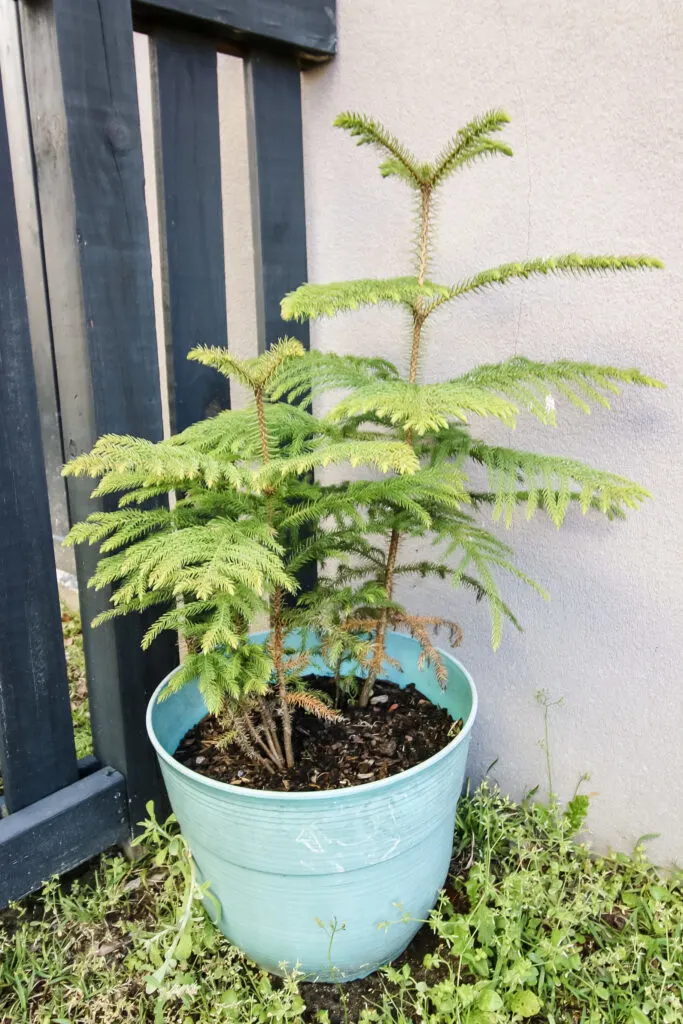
[{"left": 134, "top": 0, "right": 337, "bottom": 57}]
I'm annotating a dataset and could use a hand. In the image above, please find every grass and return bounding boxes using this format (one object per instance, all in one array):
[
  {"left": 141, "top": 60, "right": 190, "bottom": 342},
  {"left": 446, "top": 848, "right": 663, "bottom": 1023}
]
[
  {"left": 0, "top": 787, "right": 681, "bottom": 1024},
  {"left": 60, "top": 604, "right": 93, "bottom": 760},
  {"left": 1, "top": 615, "right": 681, "bottom": 1023}
]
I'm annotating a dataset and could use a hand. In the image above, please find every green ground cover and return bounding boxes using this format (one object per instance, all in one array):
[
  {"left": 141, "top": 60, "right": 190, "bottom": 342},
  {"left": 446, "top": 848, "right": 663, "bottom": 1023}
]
[{"left": 1, "top": 615, "right": 680, "bottom": 1023}]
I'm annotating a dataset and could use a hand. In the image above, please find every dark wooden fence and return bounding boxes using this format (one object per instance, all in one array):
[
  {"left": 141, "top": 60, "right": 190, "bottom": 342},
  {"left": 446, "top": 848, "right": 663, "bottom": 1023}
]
[{"left": 0, "top": 0, "right": 335, "bottom": 906}]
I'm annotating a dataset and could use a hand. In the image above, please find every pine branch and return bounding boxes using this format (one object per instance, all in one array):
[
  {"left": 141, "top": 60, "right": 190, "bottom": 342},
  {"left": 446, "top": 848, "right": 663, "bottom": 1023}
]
[
  {"left": 64, "top": 507, "right": 172, "bottom": 550},
  {"left": 433, "top": 516, "right": 548, "bottom": 648},
  {"left": 284, "top": 690, "right": 340, "bottom": 721},
  {"left": 333, "top": 111, "right": 428, "bottom": 186},
  {"left": 454, "top": 356, "right": 664, "bottom": 424},
  {"left": 428, "top": 254, "right": 664, "bottom": 313},
  {"left": 469, "top": 490, "right": 628, "bottom": 521},
  {"left": 168, "top": 403, "right": 324, "bottom": 464},
  {"left": 63, "top": 433, "right": 244, "bottom": 491},
  {"left": 468, "top": 442, "right": 652, "bottom": 526},
  {"left": 267, "top": 350, "right": 399, "bottom": 406},
  {"left": 158, "top": 644, "right": 274, "bottom": 716},
  {"left": 399, "top": 614, "right": 459, "bottom": 684},
  {"left": 256, "top": 438, "right": 420, "bottom": 485},
  {"left": 325, "top": 379, "right": 519, "bottom": 432},
  {"left": 88, "top": 519, "right": 295, "bottom": 612},
  {"left": 429, "top": 109, "right": 512, "bottom": 185},
  {"left": 280, "top": 278, "right": 451, "bottom": 322},
  {"left": 188, "top": 337, "right": 305, "bottom": 389}
]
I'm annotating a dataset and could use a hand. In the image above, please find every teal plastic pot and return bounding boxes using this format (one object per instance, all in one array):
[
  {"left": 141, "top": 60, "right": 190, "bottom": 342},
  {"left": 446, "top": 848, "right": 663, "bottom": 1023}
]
[{"left": 146, "top": 630, "right": 477, "bottom": 982}]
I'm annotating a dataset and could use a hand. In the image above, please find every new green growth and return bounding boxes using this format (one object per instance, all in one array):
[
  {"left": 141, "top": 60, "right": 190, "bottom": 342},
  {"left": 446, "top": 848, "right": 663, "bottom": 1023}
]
[{"left": 64, "top": 108, "right": 663, "bottom": 769}]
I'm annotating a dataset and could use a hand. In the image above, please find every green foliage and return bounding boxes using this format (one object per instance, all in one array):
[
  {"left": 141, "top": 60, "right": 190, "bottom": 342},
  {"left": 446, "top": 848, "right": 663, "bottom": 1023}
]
[
  {"left": 188, "top": 336, "right": 307, "bottom": 389},
  {"left": 439, "top": 253, "right": 664, "bottom": 307},
  {"left": 373, "top": 784, "right": 683, "bottom": 1024},
  {"left": 325, "top": 380, "right": 519, "bottom": 432},
  {"left": 282, "top": 258, "right": 662, "bottom": 325},
  {"left": 333, "top": 111, "right": 431, "bottom": 186},
  {"left": 281, "top": 277, "right": 450, "bottom": 321},
  {"left": 63, "top": 342, "right": 401, "bottom": 729},
  {"left": 60, "top": 604, "right": 92, "bottom": 760},
  {"left": 279, "top": 108, "right": 662, "bottom": 661},
  {"left": 2, "top": 785, "right": 681, "bottom": 1023},
  {"left": 468, "top": 443, "right": 651, "bottom": 527},
  {"left": 267, "top": 350, "right": 399, "bottom": 407},
  {"left": 333, "top": 108, "right": 513, "bottom": 188},
  {"left": 455, "top": 356, "right": 664, "bottom": 425},
  {"left": 64, "top": 105, "right": 664, "bottom": 736},
  {"left": 428, "top": 110, "right": 513, "bottom": 185}
]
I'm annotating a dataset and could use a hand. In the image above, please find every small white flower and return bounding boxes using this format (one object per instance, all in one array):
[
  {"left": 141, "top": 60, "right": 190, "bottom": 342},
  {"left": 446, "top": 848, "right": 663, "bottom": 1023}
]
[{"left": 545, "top": 393, "right": 556, "bottom": 414}]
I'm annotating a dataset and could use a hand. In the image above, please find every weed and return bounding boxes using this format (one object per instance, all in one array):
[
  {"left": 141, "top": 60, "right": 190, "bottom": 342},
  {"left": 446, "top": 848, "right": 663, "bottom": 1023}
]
[
  {"left": 1, "top": 784, "right": 681, "bottom": 1023},
  {"left": 60, "top": 604, "right": 92, "bottom": 759}
]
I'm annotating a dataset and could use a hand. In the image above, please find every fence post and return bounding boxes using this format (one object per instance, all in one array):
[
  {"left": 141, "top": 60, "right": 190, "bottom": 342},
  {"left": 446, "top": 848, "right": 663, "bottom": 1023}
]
[
  {"left": 0, "top": 58, "right": 78, "bottom": 813},
  {"left": 18, "top": 0, "right": 178, "bottom": 829}
]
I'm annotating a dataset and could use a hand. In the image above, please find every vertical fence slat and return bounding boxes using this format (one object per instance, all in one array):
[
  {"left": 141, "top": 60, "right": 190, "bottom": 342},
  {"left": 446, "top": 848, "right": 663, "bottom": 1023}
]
[
  {"left": 152, "top": 33, "right": 229, "bottom": 432},
  {"left": 0, "top": 61, "right": 78, "bottom": 813},
  {"left": 0, "top": 0, "right": 73, "bottom": 575},
  {"left": 245, "top": 51, "right": 310, "bottom": 355},
  {"left": 243, "top": 51, "right": 315, "bottom": 592},
  {"left": 18, "top": 0, "right": 178, "bottom": 829}
]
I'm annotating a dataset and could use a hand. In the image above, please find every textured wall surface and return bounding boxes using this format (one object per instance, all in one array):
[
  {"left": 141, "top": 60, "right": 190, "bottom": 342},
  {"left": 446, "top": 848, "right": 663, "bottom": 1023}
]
[{"left": 299, "top": 0, "right": 683, "bottom": 858}]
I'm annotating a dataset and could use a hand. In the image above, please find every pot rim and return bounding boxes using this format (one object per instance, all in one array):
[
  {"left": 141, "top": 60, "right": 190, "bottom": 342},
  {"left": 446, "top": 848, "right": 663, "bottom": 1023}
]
[{"left": 146, "top": 637, "right": 478, "bottom": 802}]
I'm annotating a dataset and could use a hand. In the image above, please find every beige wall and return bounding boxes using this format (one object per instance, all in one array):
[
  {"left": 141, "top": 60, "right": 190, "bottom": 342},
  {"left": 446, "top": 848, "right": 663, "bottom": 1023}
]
[{"left": 299, "top": 1, "right": 683, "bottom": 858}]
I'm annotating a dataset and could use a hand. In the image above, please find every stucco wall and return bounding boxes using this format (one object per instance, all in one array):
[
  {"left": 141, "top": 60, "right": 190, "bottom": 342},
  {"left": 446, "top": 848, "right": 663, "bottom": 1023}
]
[{"left": 299, "top": 1, "right": 683, "bottom": 858}]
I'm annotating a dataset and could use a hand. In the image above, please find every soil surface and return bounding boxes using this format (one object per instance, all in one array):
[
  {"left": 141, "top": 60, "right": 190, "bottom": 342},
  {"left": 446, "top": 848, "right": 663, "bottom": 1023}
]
[{"left": 173, "top": 676, "right": 461, "bottom": 792}]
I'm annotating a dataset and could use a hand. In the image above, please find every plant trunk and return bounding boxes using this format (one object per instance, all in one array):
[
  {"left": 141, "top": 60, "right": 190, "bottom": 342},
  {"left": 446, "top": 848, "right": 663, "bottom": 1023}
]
[
  {"left": 271, "top": 587, "right": 295, "bottom": 769},
  {"left": 359, "top": 528, "right": 400, "bottom": 707},
  {"left": 255, "top": 387, "right": 295, "bottom": 770},
  {"left": 363, "top": 185, "right": 433, "bottom": 706}
]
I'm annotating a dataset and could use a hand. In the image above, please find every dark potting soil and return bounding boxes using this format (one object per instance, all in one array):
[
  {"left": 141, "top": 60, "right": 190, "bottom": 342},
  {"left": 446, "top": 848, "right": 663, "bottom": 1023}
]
[{"left": 173, "top": 676, "right": 461, "bottom": 792}]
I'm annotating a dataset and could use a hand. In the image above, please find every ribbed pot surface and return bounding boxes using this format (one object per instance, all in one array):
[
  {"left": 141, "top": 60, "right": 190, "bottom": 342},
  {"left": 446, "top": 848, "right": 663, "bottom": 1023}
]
[{"left": 147, "top": 630, "right": 477, "bottom": 981}]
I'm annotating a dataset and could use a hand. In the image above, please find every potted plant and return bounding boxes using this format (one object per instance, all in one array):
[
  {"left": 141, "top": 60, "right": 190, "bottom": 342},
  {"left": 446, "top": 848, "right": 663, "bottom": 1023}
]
[{"left": 64, "top": 109, "right": 662, "bottom": 981}]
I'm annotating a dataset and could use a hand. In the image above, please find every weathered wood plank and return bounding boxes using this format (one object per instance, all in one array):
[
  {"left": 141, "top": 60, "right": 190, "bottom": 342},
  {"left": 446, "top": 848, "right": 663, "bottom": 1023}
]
[
  {"left": 0, "top": 768, "right": 128, "bottom": 907},
  {"left": 152, "top": 32, "right": 230, "bottom": 431},
  {"left": 18, "top": 0, "right": 177, "bottom": 829},
  {"left": 0, "top": 0, "right": 73, "bottom": 574},
  {"left": 0, "top": 55, "right": 78, "bottom": 814},
  {"left": 134, "top": 0, "right": 336, "bottom": 58},
  {"left": 244, "top": 51, "right": 315, "bottom": 591},
  {"left": 245, "top": 51, "right": 310, "bottom": 354}
]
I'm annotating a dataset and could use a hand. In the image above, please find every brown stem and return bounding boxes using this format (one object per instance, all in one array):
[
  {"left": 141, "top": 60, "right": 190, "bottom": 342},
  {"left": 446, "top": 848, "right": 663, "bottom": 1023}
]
[
  {"left": 408, "top": 185, "right": 432, "bottom": 384},
  {"left": 254, "top": 386, "right": 294, "bottom": 768},
  {"left": 416, "top": 184, "right": 432, "bottom": 287},
  {"left": 363, "top": 186, "right": 433, "bottom": 706},
  {"left": 254, "top": 387, "right": 270, "bottom": 465},
  {"left": 359, "top": 529, "right": 400, "bottom": 707},
  {"left": 408, "top": 308, "right": 426, "bottom": 387},
  {"left": 259, "top": 697, "right": 285, "bottom": 763},
  {"left": 271, "top": 587, "right": 295, "bottom": 768},
  {"left": 244, "top": 710, "right": 283, "bottom": 769},
  {"left": 333, "top": 661, "right": 343, "bottom": 707},
  {"left": 233, "top": 718, "right": 275, "bottom": 774}
]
